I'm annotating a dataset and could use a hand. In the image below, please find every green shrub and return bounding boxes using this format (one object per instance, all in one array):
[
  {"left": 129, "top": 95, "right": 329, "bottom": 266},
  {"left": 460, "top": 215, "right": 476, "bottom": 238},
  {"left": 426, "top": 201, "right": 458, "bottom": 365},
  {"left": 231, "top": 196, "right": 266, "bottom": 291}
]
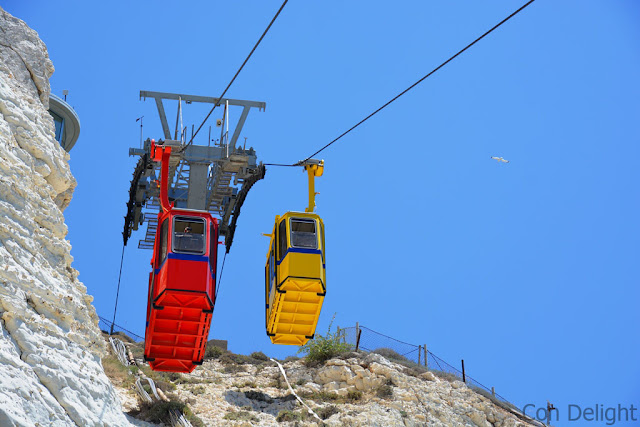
[
  {"left": 250, "top": 351, "right": 269, "bottom": 361},
  {"left": 164, "top": 372, "right": 183, "bottom": 382},
  {"left": 204, "top": 344, "right": 224, "bottom": 359},
  {"left": 269, "top": 376, "right": 287, "bottom": 389},
  {"left": 191, "top": 385, "right": 206, "bottom": 395},
  {"left": 223, "top": 364, "right": 246, "bottom": 374},
  {"left": 223, "top": 410, "right": 259, "bottom": 422},
  {"left": 219, "top": 351, "right": 267, "bottom": 366},
  {"left": 297, "top": 314, "right": 353, "bottom": 363},
  {"left": 232, "top": 380, "right": 258, "bottom": 388},
  {"left": 376, "top": 380, "right": 394, "bottom": 398},
  {"left": 300, "top": 391, "right": 339, "bottom": 402},
  {"left": 302, "top": 389, "right": 363, "bottom": 405},
  {"left": 317, "top": 405, "right": 339, "bottom": 420},
  {"left": 346, "top": 390, "right": 362, "bottom": 401},
  {"left": 276, "top": 410, "right": 307, "bottom": 422},
  {"left": 137, "top": 400, "right": 205, "bottom": 427}
]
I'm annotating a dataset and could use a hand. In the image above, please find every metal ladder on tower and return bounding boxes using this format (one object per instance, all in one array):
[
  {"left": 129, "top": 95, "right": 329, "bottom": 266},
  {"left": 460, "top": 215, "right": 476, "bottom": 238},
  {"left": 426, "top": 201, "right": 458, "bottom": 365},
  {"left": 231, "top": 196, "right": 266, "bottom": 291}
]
[
  {"left": 139, "top": 198, "right": 161, "bottom": 249},
  {"left": 207, "top": 166, "right": 234, "bottom": 216}
]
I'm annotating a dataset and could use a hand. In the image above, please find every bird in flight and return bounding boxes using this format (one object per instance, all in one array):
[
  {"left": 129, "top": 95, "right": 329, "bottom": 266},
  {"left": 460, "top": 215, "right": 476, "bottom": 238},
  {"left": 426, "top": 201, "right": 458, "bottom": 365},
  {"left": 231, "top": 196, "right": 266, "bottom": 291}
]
[{"left": 491, "top": 156, "right": 509, "bottom": 163}]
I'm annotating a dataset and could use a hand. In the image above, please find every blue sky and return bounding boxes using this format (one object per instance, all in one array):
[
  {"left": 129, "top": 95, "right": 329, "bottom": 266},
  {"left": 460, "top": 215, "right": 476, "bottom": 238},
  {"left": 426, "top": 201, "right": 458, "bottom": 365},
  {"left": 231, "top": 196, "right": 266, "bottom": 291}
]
[{"left": 5, "top": 1, "right": 639, "bottom": 424}]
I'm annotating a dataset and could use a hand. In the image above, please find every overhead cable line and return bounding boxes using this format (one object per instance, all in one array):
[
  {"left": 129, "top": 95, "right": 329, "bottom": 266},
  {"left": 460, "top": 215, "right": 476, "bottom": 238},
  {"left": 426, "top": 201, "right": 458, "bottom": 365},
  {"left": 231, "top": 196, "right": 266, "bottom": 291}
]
[
  {"left": 110, "top": 244, "right": 126, "bottom": 334},
  {"left": 183, "top": 0, "right": 289, "bottom": 150},
  {"left": 211, "top": 252, "right": 228, "bottom": 316},
  {"left": 265, "top": 0, "right": 535, "bottom": 167}
]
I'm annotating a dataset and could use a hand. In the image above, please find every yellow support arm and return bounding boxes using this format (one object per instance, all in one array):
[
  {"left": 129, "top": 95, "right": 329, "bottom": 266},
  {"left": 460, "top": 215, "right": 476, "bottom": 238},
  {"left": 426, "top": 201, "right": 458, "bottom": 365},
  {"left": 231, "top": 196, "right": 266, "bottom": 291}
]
[{"left": 304, "top": 161, "right": 324, "bottom": 213}]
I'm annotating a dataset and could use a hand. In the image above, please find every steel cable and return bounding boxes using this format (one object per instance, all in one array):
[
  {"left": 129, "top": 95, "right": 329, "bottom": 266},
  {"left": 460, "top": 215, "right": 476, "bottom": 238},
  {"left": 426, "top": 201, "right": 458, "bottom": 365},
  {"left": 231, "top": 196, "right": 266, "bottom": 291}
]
[
  {"left": 265, "top": 0, "right": 536, "bottom": 166},
  {"left": 109, "top": 244, "right": 126, "bottom": 334},
  {"left": 184, "top": 0, "right": 289, "bottom": 150}
]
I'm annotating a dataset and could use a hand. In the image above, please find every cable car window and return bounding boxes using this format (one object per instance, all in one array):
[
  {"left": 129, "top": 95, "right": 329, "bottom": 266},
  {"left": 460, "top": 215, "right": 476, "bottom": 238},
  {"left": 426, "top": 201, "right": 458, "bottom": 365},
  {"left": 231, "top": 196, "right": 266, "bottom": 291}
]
[
  {"left": 173, "top": 217, "right": 206, "bottom": 254},
  {"left": 269, "top": 241, "right": 275, "bottom": 295},
  {"left": 278, "top": 219, "right": 287, "bottom": 261},
  {"left": 157, "top": 219, "right": 169, "bottom": 266},
  {"left": 290, "top": 218, "right": 317, "bottom": 249},
  {"left": 209, "top": 222, "right": 216, "bottom": 272}
]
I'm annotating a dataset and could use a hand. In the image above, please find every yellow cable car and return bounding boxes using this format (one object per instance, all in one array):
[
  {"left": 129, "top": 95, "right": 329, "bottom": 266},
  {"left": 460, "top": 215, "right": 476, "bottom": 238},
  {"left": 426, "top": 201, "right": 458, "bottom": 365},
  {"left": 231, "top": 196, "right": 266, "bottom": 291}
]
[{"left": 265, "top": 160, "right": 326, "bottom": 345}]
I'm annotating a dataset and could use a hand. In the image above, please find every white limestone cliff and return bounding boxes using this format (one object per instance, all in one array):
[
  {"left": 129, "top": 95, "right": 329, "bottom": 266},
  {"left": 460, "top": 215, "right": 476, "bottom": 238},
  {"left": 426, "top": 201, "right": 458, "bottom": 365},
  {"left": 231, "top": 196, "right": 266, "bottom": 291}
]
[
  {"left": 112, "top": 345, "right": 540, "bottom": 426},
  {"left": 0, "top": 7, "right": 134, "bottom": 426}
]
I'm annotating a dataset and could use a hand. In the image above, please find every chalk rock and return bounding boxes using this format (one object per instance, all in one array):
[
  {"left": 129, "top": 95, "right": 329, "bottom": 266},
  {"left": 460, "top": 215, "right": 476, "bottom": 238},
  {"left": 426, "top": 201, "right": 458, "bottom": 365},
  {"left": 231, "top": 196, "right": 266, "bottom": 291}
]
[
  {"left": 420, "top": 371, "right": 436, "bottom": 381},
  {"left": 0, "top": 7, "right": 131, "bottom": 426},
  {"left": 315, "top": 364, "right": 355, "bottom": 384}
]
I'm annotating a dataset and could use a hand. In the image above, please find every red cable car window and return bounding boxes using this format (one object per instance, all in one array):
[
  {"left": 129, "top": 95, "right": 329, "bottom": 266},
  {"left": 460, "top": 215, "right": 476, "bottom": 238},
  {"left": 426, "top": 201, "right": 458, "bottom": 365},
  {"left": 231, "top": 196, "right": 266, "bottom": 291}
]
[
  {"left": 290, "top": 218, "right": 317, "bottom": 249},
  {"left": 209, "top": 222, "right": 216, "bottom": 272},
  {"left": 157, "top": 219, "right": 169, "bottom": 266},
  {"left": 173, "top": 216, "right": 206, "bottom": 254}
]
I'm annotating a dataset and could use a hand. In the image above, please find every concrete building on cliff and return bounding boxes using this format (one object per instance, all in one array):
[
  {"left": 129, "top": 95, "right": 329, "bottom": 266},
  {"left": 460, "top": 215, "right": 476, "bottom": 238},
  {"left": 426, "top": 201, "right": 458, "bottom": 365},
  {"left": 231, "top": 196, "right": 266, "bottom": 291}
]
[{"left": 48, "top": 92, "right": 80, "bottom": 152}]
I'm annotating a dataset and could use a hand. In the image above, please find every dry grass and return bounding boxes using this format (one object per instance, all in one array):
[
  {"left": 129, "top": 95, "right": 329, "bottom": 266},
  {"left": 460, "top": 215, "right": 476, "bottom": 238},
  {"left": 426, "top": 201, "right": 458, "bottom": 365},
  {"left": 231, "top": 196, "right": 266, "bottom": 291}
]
[
  {"left": 102, "top": 354, "right": 136, "bottom": 389},
  {"left": 276, "top": 409, "right": 308, "bottom": 422},
  {"left": 300, "top": 389, "right": 363, "bottom": 404},
  {"left": 223, "top": 410, "right": 259, "bottom": 422},
  {"left": 130, "top": 400, "right": 205, "bottom": 427}
]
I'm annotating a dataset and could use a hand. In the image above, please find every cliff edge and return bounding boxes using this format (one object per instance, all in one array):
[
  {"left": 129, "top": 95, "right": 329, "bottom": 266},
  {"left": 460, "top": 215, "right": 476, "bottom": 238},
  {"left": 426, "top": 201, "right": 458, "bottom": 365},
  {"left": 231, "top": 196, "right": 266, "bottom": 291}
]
[{"left": 0, "top": 7, "right": 132, "bottom": 426}]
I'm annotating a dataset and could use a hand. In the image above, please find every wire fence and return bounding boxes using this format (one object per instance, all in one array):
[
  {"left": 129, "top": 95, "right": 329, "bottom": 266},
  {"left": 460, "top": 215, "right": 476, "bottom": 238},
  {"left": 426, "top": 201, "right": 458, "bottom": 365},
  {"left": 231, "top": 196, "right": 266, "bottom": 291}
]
[
  {"left": 95, "top": 315, "right": 540, "bottom": 424},
  {"left": 98, "top": 315, "right": 144, "bottom": 342},
  {"left": 338, "top": 324, "right": 542, "bottom": 426}
]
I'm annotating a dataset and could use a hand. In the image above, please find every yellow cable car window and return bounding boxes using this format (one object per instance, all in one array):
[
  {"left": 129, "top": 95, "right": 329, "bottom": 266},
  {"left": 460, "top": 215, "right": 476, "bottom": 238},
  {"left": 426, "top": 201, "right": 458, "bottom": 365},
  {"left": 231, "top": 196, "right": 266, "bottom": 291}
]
[
  {"left": 269, "top": 241, "right": 275, "bottom": 294},
  {"left": 290, "top": 218, "right": 317, "bottom": 249},
  {"left": 173, "top": 217, "right": 206, "bottom": 254},
  {"left": 278, "top": 219, "right": 287, "bottom": 260}
]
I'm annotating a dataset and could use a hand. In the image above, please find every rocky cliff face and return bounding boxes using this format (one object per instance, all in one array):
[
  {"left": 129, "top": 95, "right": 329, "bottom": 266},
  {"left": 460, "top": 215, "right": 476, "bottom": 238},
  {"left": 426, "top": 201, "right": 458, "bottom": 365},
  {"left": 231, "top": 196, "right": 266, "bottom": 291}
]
[
  {"left": 112, "top": 342, "right": 539, "bottom": 427},
  {"left": 0, "top": 7, "right": 132, "bottom": 426}
]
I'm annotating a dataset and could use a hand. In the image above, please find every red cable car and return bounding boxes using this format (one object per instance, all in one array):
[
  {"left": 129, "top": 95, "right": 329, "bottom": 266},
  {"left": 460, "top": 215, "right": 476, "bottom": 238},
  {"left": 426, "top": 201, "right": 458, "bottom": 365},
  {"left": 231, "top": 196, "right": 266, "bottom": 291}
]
[{"left": 143, "top": 141, "right": 218, "bottom": 373}]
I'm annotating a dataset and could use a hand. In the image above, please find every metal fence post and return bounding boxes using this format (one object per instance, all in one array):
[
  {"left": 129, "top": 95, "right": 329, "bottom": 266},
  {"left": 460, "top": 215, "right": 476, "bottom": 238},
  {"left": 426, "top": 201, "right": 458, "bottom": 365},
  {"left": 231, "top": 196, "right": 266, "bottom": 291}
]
[
  {"left": 418, "top": 345, "right": 421, "bottom": 365},
  {"left": 491, "top": 387, "right": 495, "bottom": 397},
  {"left": 355, "top": 328, "right": 362, "bottom": 351},
  {"left": 461, "top": 359, "right": 466, "bottom": 383},
  {"left": 424, "top": 344, "right": 427, "bottom": 368}
]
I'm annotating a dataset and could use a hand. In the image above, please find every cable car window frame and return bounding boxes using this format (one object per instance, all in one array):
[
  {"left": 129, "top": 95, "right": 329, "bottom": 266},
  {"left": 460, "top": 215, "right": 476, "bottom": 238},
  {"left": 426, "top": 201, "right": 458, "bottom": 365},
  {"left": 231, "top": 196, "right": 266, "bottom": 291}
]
[
  {"left": 269, "top": 240, "right": 276, "bottom": 296},
  {"left": 156, "top": 218, "right": 169, "bottom": 266},
  {"left": 172, "top": 216, "right": 207, "bottom": 255},
  {"left": 209, "top": 221, "right": 216, "bottom": 273},
  {"left": 289, "top": 217, "right": 318, "bottom": 249},
  {"left": 278, "top": 219, "right": 287, "bottom": 261}
]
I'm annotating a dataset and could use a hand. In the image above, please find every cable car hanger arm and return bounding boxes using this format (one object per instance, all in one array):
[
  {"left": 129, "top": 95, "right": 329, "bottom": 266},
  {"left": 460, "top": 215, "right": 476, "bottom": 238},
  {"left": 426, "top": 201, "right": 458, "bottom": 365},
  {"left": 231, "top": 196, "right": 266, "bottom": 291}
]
[
  {"left": 301, "top": 159, "right": 323, "bottom": 213},
  {"left": 150, "top": 140, "right": 174, "bottom": 213}
]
